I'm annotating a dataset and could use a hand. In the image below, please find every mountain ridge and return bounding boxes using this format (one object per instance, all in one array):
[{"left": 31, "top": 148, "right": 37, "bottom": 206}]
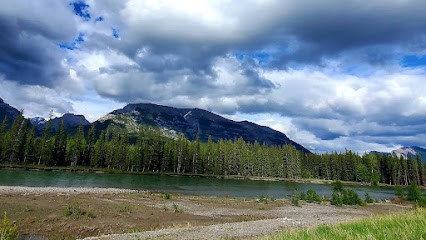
[{"left": 96, "top": 102, "right": 311, "bottom": 153}]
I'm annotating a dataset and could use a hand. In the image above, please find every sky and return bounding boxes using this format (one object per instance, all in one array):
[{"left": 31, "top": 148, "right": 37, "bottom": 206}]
[{"left": 0, "top": 0, "right": 426, "bottom": 153}]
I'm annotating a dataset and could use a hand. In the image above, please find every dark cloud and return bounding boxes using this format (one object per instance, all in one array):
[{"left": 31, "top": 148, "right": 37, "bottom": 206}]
[{"left": 1, "top": 0, "right": 426, "bottom": 152}]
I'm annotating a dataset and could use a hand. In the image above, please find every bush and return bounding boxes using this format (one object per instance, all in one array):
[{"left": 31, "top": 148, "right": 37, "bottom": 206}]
[
  {"left": 333, "top": 180, "right": 344, "bottom": 192},
  {"left": 305, "top": 189, "right": 322, "bottom": 203},
  {"left": 406, "top": 183, "right": 423, "bottom": 202},
  {"left": 343, "top": 189, "right": 363, "bottom": 206},
  {"left": 161, "top": 193, "right": 171, "bottom": 200},
  {"left": 291, "top": 193, "right": 301, "bottom": 207},
  {"left": 364, "top": 193, "right": 374, "bottom": 204},
  {"left": 172, "top": 203, "right": 183, "bottom": 213},
  {"left": 0, "top": 212, "right": 19, "bottom": 240},
  {"left": 331, "top": 190, "right": 343, "bottom": 207},
  {"left": 65, "top": 204, "right": 85, "bottom": 219},
  {"left": 395, "top": 186, "right": 405, "bottom": 199}
]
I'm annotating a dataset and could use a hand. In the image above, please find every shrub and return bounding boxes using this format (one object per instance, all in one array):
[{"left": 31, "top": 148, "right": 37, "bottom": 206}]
[
  {"left": 87, "top": 211, "right": 96, "bottom": 219},
  {"left": 291, "top": 193, "right": 301, "bottom": 207},
  {"left": 395, "top": 186, "right": 405, "bottom": 199},
  {"left": 161, "top": 193, "right": 171, "bottom": 200},
  {"left": 258, "top": 195, "right": 269, "bottom": 204},
  {"left": 331, "top": 190, "right": 343, "bottom": 207},
  {"left": 343, "top": 189, "right": 363, "bottom": 206},
  {"left": 332, "top": 180, "right": 344, "bottom": 192},
  {"left": 0, "top": 212, "right": 19, "bottom": 240},
  {"left": 65, "top": 204, "right": 85, "bottom": 219},
  {"left": 406, "top": 183, "right": 423, "bottom": 202},
  {"left": 172, "top": 203, "right": 183, "bottom": 213},
  {"left": 305, "top": 189, "right": 322, "bottom": 203},
  {"left": 364, "top": 193, "right": 374, "bottom": 204}
]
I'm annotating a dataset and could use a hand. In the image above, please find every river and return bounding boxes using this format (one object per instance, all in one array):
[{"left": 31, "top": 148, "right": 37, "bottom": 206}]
[{"left": 0, "top": 169, "right": 398, "bottom": 199}]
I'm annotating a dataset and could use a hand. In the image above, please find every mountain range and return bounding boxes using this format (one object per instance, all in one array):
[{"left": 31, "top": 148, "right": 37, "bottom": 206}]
[
  {"left": 0, "top": 98, "right": 310, "bottom": 153},
  {"left": 2, "top": 97, "right": 425, "bottom": 157},
  {"left": 370, "top": 146, "right": 426, "bottom": 163}
]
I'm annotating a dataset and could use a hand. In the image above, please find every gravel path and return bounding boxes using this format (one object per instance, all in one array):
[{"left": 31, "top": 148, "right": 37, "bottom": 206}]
[
  {"left": 0, "top": 186, "right": 137, "bottom": 194},
  {"left": 82, "top": 203, "right": 405, "bottom": 240}
]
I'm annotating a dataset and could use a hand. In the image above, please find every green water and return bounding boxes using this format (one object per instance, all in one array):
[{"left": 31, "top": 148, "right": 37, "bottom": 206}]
[{"left": 0, "top": 169, "right": 398, "bottom": 199}]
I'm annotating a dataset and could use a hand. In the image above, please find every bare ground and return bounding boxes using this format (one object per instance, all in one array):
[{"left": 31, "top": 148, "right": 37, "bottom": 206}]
[{"left": 0, "top": 186, "right": 410, "bottom": 240}]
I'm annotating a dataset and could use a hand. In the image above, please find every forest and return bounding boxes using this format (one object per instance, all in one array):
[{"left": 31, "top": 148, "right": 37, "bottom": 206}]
[{"left": 0, "top": 113, "right": 425, "bottom": 186}]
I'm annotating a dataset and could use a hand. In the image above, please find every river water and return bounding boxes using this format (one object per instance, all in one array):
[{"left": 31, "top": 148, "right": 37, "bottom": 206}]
[{"left": 0, "top": 169, "right": 398, "bottom": 199}]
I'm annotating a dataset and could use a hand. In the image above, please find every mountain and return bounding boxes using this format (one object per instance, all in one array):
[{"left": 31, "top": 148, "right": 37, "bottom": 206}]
[
  {"left": 0, "top": 97, "right": 20, "bottom": 125},
  {"left": 96, "top": 103, "right": 311, "bottom": 153},
  {"left": 392, "top": 146, "right": 426, "bottom": 163},
  {"left": 31, "top": 113, "right": 90, "bottom": 131}
]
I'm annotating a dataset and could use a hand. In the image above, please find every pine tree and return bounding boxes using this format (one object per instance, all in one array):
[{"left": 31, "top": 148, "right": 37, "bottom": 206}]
[{"left": 52, "top": 119, "right": 67, "bottom": 166}]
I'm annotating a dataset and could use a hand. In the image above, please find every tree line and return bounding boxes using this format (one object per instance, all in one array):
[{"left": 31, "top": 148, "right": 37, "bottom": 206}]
[{"left": 0, "top": 113, "right": 425, "bottom": 186}]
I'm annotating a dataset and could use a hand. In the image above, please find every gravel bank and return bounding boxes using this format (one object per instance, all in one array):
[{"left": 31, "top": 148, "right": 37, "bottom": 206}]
[{"left": 81, "top": 203, "right": 408, "bottom": 240}]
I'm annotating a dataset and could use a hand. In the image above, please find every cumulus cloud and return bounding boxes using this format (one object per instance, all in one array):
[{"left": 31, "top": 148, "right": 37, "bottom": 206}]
[{"left": 0, "top": 0, "right": 426, "bottom": 153}]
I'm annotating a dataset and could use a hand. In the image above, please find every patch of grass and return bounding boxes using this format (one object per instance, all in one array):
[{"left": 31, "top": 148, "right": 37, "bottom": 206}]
[
  {"left": 267, "top": 208, "right": 426, "bottom": 240},
  {"left": 257, "top": 195, "right": 274, "bottom": 204},
  {"left": 23, "top": 206, "right": 33, "bottom": 212},
  {"left": 87, "top": 211, "right": 96, "bottom": 219},
  {"left": 65, "top": 204, "right": 85, "bottom": 219},
  {"left": 172, "top": 203, "right": 183, "bottom": 213},
  {"left": 119, "top": 204, "right": 133, "bottom": 214},
  {"left": 0, "top": 212, "right": 19, "bottom": 240},
  {"left": 161, "top": 193, "right": 171, "bottom": 200}
]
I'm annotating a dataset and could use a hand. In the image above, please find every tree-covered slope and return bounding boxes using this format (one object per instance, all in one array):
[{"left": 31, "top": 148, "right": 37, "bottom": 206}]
[{"left": 96, "top": 103, "right": 310, "bottom": 153}]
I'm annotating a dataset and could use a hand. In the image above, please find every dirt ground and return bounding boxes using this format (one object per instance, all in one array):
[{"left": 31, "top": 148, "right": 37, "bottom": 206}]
[{"left": 0, "top": 186, "right": 410, "bottom": 240}]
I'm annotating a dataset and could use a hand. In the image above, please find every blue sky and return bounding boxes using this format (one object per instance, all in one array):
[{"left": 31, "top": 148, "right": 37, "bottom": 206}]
[{"left": 1, "top": 0, "right": 426, "bottom": 153}]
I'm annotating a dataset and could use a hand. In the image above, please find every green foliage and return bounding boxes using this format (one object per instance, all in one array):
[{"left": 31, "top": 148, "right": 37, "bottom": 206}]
[
  {"left": 406, "top": 183, "right": 423, "bottom": 202},
  {"left": 0, "top": 212, "right": 19, "bottom": 240},
  {"left": 343, "top": 189, "right": 364, "bottom": 206},
  {"left": 119, "top": 204, "right": 133, "bottom": 214},
  {"left": 172, "top": 203, "right": 183, "bottom": 213},
  {"left": 65, "top": 204, "right": 85, "bottom": 219},
  {"left": 364, "top": 193, "right": 374, "bottom": 204},
  {"left": 87, "top": 211, "right": 96, "bottom": 219},
  {"left": 332, "top": 180, "right": 344, "bottom": 192},
  {"left": 304, "top": 189, "right": 322, "bottom": 203},
  {"left": 331, "top": 191, "right": 343, "bottom": 207},
  {"left": 268, "top": 208, "right": 426, "bottom": 240},
  {"left": 1, "top": 111, "right": 426, "bottom": 187},
  {"left": 257, "top": 195, "right": 275, "bottom": 204},
  {"left": 395, "top": 186, "right": 405, "bottom": 199},
  {"left": 291, "top": 192, "right": 301, "bottom": 207},
  {"left": 161, "top": 193, "right": 171, "bottom": 200},
  {"left": 330, "top": 182, "right": 363, "bottom": 206}
]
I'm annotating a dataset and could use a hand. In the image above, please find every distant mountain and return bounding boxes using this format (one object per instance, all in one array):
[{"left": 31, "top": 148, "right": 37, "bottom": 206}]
[
  {"left": 31, "top": 113, "right": 90, "bottom": 131},
  {"left": 392, "top": 146, "right": 426, "bottom": 163},
  {"left": 0, "top": 97, "right": 20, "bottom": 125},
  {"left": 96, "top": 103, "right": 311, "bottom": 153}
]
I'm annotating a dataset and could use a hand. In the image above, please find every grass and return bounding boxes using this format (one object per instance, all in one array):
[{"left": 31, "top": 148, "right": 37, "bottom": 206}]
[
  {"left": 267, "top": 208, "right": 426, "bottom": 240},
  {"left": 0, "top": 212, "right": 19, "bottom": 240},
  {"left": 161, "top": 193, "right": 171, "bottom": 200},
  {"left": 119, "top": 204, "right": 133, "bottom": 214},
  {"left": 172, "top": 203, "right": 183, "bottom": 213},
  {"left": 64, "top": 204, "right": 86, "bottom": 219}
]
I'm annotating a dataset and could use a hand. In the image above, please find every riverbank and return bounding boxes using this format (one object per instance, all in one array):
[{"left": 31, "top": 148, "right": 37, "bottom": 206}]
[{"left": 0, "top": 186, "right": 410, "bottom": 239}]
